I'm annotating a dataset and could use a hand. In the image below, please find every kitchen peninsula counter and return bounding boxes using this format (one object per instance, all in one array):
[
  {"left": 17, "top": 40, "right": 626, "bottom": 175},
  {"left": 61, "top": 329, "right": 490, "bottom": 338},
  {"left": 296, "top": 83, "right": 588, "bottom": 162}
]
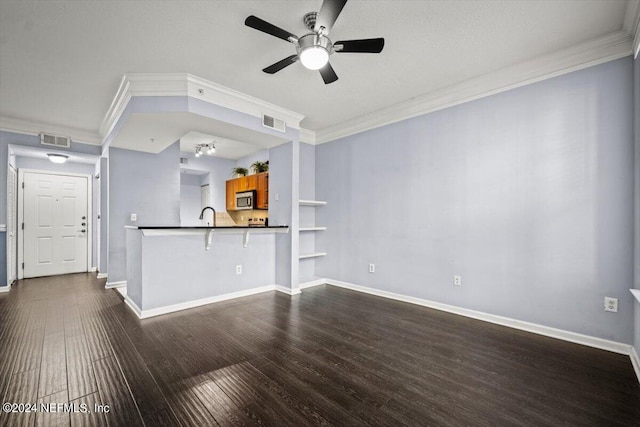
[{"left": 124, "top": 225, "right": 288, "bottom": 319}]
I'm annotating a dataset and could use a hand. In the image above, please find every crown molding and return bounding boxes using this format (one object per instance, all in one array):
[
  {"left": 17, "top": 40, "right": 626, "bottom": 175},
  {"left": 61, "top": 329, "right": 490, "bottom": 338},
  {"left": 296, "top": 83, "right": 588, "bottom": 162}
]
[
  {"left": 624, "top": 0, "right": 640, "bottom": 57},
  {"left": 314, "top": 30, "right": 633, "bottom": 145},
  {"left": 298, "top": 127, "right": 317, "bottom": 144},
  {"left": 99, "top": 73, "right": 305, "bottom": 141},
  {"left": 0, "top": 116, "right": 102, "bottom": 145},
  {"left": 186, "top": 74, "right": 305, "bottom": 129}
]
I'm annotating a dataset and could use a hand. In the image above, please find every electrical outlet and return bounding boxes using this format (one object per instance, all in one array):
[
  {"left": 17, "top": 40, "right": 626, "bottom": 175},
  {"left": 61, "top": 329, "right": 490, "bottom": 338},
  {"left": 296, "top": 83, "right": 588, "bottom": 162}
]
[
  {"left": 236, "top": 265, "right": 242, "bottom": 275},
  {"left": 130, "top": 213, "right": 137, "bottom": 222},
  {"left": 604, "top": 297, "right": 618, "bottom": 312},
  {"left": 369, "top": 264, "right": 375, "bottom": 274},
  {"left": 454, "top": 275, "right": 462, "bottom": 287}
]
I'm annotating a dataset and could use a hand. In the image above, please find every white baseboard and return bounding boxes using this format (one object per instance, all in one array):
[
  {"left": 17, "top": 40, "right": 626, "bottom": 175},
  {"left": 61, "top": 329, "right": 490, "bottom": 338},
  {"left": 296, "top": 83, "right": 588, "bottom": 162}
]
[
  {"left": 631, "top": 347, "right": 640, "bottom": 384},
  {"left": 299, "top": 279, "right": 327, "bottom": 290},
  {"left": 105, "top": 280, "right": 126, "bottom": 289},
  {"left": 97, "top": 273, "right": 108, "bottom": 279},
  {"left": 275, "top": 285, "right": 302, "bottom": 295},
  {"left": 124, "top": 295, "right": 142, "bottom": 318},
  {"left": 0, "top": 285, "right": 10, "bottom": 293},
  {"left": 125, "top": 285, "right": 277, "bottom": 319},
  {"left": 319, "top": 278, "right": 632, "bottom": 356},
  {"left": 89, "top": 267, "right": 97, "bottom": 272}
]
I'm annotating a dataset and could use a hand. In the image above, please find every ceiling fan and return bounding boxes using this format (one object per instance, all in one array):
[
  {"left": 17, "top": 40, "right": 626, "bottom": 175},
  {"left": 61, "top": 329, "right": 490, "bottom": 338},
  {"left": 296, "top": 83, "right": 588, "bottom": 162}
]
[{"left": 244, "top": 0, "right": 384, "bottom": 84}]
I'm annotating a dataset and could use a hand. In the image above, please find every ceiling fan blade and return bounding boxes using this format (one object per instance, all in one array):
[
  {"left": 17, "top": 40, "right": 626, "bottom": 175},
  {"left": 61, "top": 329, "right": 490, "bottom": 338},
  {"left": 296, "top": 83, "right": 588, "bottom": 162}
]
[
  {"left": 245, "top": 15, "right": 298, "bottom": 43},
  {"left": 315, "top": 0, "right": 348, "bottom": 35},
  {"left": 262, "top": 55, "right": 299, "bottom": 74},
  {"left": 319, "top": 62, "right": 338, "bottom": 84},
  {"left": 334, "top": 38, "right": 385, "bottom": 53}
]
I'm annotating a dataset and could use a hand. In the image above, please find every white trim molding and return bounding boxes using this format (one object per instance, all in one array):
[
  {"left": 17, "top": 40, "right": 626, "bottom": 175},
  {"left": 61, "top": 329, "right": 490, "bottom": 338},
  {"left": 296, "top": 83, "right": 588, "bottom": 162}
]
[
  {"left": 97, "top": 273, "right": 108, "bottom": 279},
  {"left": 624, "top": 0, "right": 640, "bottom": 58},
  {"left": 0, "top": 286, "right": 10, "bottom": 293},
  {"left": 125, "top": 284, "right": 276, "bottom": 319},
  {"left": 0, "top": 116, "right": 102, "bottom": 145},
  {"left": 275, "top": 285, "right": 302, "bottom": 296},
  {"left": 304, "top": 278, "right": 633, "bottom": 356},
  {"left": 631, "top": 347, "right": 640, "bottom": 384},
  {"left": 105, "top": 280, "right": 127, "bottom": 289},
  {"left": 0, "top": 224, "right": 6, "bottom": 232},
  {"left": 314, "top": 31, "right": 633, "bottom": 144},
  {"left": 299, "top": 278, "right": 327, "bottom": 289},
  {"left": 100, "top": 73, "right": 306, "bottom": 140}
]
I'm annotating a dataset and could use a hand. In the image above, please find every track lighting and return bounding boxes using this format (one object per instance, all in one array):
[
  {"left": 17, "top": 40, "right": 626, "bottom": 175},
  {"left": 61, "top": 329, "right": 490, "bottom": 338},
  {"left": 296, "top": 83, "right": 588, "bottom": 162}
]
[{"left": 195, "top": 142, "right": 215, "bottom": 157}]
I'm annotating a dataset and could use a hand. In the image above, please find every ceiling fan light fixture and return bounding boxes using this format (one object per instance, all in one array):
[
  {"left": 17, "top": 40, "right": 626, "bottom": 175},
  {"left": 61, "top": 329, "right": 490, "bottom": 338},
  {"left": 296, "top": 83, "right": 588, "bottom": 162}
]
[
  {"left": 207, "top": 142, "right": 215, "bottom": 154},
  {"left": 47, "top": 153, "right": 68, "bottom": 164},
  {"left": 297, "top": 33, "right": 332, "bottom": 70},
  {"left": 300, "top": 46, "right": 329, "bottom": 70},
  {"left": 195, "top": 146, "right": 202, "bottom": 157}
]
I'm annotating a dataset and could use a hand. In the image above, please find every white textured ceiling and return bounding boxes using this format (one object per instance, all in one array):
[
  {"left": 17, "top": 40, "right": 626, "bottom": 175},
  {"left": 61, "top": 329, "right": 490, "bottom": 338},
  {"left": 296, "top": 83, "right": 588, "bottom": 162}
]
[{"left": 0, "top": 0, "right": 633, "bottom": 147}]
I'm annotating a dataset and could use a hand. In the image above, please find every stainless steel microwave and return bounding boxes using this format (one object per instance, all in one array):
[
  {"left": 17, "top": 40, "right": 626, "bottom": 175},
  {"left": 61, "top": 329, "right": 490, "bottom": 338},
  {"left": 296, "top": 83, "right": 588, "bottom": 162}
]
[{"left": 235, "top": 191, "right": 254, "bottom": 210}]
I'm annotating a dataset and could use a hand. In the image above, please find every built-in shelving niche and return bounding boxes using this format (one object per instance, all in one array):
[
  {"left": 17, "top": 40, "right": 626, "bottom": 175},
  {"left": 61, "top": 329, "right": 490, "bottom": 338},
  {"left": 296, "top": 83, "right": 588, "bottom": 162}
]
[{"left": 298, "top": 200, "right": 327, "bottom": 261}]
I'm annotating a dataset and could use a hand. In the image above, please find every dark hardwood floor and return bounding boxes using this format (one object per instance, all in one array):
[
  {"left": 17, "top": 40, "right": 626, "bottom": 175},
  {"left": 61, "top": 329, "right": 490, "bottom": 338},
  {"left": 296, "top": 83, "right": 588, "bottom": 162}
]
[{"left": 0, "top": 273, "right": 639, "bottom": 426}]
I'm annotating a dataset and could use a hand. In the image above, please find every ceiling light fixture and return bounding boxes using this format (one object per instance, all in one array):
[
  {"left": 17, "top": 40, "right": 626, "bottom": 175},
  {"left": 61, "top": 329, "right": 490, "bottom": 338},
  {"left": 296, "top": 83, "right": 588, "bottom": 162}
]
[
  {"left": 195, "top": 142, "right": 216, "bottom": 157},
  {"left": 297, "top": 34, "right": 331, "bottom": 70},
  {"left": 47, "top": 153, "right": 69, "bottom": 164}
]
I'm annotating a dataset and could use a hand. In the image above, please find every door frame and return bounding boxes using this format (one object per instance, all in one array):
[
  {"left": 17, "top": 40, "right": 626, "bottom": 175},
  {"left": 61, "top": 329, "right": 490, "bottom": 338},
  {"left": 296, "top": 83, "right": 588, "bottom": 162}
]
[
  {"left": 6, "top": 165, "right": 17, "bottom": 287},
  {"left": 17, "top": 169, "right": 93, "bottom": 280}
]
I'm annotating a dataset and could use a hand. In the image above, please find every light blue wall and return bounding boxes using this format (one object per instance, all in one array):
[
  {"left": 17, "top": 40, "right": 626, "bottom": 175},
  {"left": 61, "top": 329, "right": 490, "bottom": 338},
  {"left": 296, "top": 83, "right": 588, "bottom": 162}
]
[
  {"left": 236, "top": 150, "right": 269, "bottom": 174},
  {"left": 180, "top": 173, "right": 203, "bottom": 226},
  {"left": 316, "top": 57, "right": 634, "bottom": 344},
  {"left": 127, "top": 230, "right": 276, "bottom": 310},
  {"left": 15, "top": 156, "right": 95, "bottom": 175},
  {"left": 180, "top": 153, "right": 236, "bottom": 211},
  {"left": 269, "top": 141, "right": 299, "bottom": 289},
  {"left": 107, "top": 142, "right": 181, "bottom": 284},
  {"left": 634, "top": 54, "right": 640, "bottom": 356},
  {"left": 0, "top": 131, "right": 101, "bottom": 287}
]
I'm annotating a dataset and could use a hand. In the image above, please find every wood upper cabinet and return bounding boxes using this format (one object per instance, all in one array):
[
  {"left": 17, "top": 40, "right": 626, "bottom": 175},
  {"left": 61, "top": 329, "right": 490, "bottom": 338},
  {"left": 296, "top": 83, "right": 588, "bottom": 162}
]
[
  {"left": 256, "top": 172, "right": 269, "bottom": 209},
  {"left": 225, "top": 179, "right": 237, "bottom": 211}
]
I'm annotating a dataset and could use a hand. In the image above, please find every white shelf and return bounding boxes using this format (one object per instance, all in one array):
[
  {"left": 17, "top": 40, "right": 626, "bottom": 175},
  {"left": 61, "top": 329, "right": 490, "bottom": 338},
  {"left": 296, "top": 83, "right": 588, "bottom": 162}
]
[
  {"left": 299, "top": 227, "right": 327, "bottom": 231},
  {"left": 299, "top": 200, "right": 327, "bottom": 206},
  {"left": 631, "top": 289, "right": 640, "bottom": 304},
  {"left": 299, "top": 252, "right": 327, "bottom": 259}
]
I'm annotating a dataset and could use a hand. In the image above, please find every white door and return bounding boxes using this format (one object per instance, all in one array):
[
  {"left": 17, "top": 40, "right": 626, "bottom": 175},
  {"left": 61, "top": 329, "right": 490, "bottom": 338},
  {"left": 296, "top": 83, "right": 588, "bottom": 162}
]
[
  {"left": 7, "top": 165, "right": 17, "bottom": 284},
  {"left": 23, "top": 172, "right": 89, "bottom": 278}
]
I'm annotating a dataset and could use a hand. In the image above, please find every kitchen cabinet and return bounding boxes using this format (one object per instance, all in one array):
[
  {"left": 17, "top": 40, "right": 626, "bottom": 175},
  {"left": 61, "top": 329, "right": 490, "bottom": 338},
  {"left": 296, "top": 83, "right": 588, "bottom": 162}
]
[
  {"left": 225, "top": 179, "right": 237, "bottom": 211},
  {"left": 225, "top": 173, "right": 268, "bottom": 211},
  {"left": 256, "top": 172, "right": 268, "bottom": 209},
  {"left": 236, "top": 175, "right": 257, "bottom": 192}
]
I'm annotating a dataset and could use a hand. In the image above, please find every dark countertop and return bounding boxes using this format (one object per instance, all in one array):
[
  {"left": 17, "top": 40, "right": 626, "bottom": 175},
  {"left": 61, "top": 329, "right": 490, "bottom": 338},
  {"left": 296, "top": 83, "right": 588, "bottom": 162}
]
[{"left": 128, "top": 225, "right": 288, "bottom": 230}]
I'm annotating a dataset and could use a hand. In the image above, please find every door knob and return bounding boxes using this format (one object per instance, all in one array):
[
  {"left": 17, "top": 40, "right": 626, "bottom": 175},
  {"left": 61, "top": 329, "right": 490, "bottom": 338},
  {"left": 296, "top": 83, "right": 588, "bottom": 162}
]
[
  {"left": 81, "top": 222, "right": 86, "bottom": 226},
  {"left": 81, "top": 229, "right": 86, "bottom": 233},
  {"left": 82, "top": 216, "right": 86, "bottom": 220}
]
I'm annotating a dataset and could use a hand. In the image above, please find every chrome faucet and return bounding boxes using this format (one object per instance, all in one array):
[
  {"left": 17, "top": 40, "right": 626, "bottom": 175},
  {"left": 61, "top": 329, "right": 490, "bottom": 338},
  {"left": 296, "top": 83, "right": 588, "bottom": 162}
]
[{"left": 199, "top": 206, "right": 216, "bottom": 227}]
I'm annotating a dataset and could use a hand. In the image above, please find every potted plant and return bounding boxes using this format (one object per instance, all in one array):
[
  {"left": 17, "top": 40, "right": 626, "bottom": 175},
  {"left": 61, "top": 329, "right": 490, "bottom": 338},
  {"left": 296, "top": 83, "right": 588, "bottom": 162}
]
[
  {"left": 251, "top": 160, "right": 269, "bottom": 174},
  {"left": 232, "top": 167, "right": 248, "bottom": 177}
]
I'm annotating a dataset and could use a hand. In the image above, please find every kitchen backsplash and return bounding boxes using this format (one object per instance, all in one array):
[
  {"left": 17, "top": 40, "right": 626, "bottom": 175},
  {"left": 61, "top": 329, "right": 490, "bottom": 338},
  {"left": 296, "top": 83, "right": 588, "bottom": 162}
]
[{"left": 228, "top": 209, "right": 268, "bottom": 226}]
